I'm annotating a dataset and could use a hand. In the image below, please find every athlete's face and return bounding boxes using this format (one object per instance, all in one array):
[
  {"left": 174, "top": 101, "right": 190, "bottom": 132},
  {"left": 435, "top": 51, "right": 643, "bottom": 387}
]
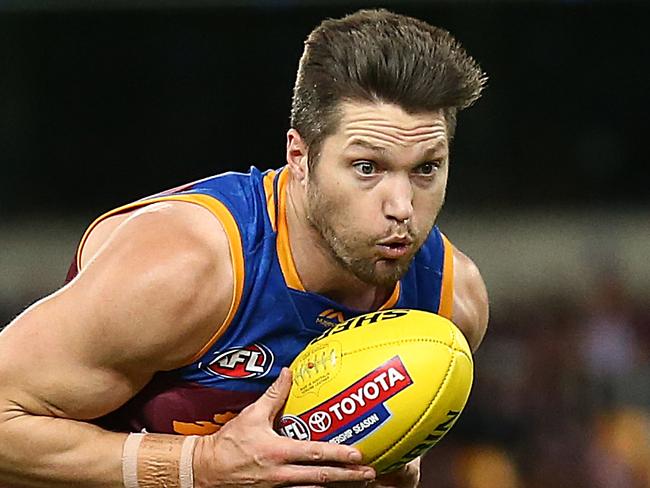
[{"left": 305, "top": 101, "right": 449, "bottom": 287}]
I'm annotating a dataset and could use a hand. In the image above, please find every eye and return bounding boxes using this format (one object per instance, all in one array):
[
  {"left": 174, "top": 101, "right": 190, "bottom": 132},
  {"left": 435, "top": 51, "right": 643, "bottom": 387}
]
[
  {"left": 414, "top": 161, "right": 441, "bottom": 176},
  {"left": 353, "top": 161, "right": 377, "bottom": 176}
]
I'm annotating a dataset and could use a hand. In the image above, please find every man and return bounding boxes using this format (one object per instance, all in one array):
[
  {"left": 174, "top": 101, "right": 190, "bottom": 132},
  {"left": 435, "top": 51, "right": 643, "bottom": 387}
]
[{"left": 0, "top": 8, "right": 488, "bottom": 488}]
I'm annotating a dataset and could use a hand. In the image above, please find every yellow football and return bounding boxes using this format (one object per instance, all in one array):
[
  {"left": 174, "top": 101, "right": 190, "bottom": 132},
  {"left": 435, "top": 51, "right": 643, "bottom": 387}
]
[{"left": 278, "top": 308, "right": 473, "bottom": 474}]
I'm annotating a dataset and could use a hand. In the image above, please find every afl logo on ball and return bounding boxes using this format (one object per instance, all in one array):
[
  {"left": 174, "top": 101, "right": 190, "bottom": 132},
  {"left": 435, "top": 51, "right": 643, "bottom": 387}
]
[
  {"left": 200, "top": 343, "right": 274, "bottom": 379},
  {"left": 278, "top": 415, "right": 311, "bottom": 441}
]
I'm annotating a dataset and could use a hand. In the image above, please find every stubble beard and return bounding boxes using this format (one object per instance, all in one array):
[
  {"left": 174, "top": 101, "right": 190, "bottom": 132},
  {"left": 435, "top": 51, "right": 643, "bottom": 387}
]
[{"left": 305, "top": 180, "right": 423, "bottom": 288}]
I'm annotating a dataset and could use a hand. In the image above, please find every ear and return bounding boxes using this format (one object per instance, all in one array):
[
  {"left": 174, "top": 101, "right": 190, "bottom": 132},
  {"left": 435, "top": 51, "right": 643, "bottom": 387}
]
[{"left": 285, "top": 128, "right": 309, "bottom": 184}]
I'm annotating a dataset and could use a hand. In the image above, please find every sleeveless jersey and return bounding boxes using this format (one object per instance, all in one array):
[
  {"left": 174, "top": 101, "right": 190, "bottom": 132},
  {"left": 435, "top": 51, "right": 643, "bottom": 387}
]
[{"left": 66, "top": 166, "right": 455, "bottom": 436}]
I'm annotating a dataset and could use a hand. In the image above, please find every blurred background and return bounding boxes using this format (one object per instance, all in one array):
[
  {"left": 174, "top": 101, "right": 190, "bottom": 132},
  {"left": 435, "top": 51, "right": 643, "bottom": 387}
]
[{"left": 1, "top": 0, "right": 649, "bottom": 486}]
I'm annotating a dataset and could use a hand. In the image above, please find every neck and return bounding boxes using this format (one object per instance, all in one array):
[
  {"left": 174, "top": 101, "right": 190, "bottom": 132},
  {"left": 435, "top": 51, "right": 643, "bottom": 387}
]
[{"left": 284, "top": 176, "right": 393, "bottom": 311}]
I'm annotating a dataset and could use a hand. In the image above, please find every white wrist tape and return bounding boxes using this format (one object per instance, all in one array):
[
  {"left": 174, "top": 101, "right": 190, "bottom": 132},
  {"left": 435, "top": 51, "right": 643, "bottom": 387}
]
[
  {"left": 122, "top": 433, "right": 145, "bottom": 488},
  {"left": 180, "top": 435, "right": 198, "bottom": 488}
]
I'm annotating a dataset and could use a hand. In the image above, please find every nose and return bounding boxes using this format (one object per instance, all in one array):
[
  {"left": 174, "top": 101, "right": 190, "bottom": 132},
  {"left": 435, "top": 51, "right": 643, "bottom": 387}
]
[{"left": 382, "top": 173, "right": 413, "bottom": 224}]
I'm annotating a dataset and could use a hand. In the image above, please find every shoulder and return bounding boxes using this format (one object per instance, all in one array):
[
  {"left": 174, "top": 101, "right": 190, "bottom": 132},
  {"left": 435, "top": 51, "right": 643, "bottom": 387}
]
[
  {"left": 451, "top": 246, "right": 489, "bottom": 353},
  {"left": 74, "top": 199, "right": 235, "bottom": 369},
  {"left": 0, "top": 200, "right": 236, "bottom": 419}
]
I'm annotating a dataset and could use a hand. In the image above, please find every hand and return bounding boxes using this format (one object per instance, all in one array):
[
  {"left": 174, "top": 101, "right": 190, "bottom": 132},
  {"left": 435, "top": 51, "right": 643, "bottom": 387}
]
[
  {"left": 326, "top": 457, "right": 421, "bottom": 488},
  {"left": 193, "top": 368, "right": 376, "bottom": 488},
  {"left": 370, "top": 458, "right": 420, "bottom": 488},
  {"left": 328, "top": 458, "right": 420, "bottom": 488}
]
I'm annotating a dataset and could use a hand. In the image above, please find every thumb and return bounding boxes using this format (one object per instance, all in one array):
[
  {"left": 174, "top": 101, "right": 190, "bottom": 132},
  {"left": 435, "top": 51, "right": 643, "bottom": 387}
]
[{"left": 258, "top": 367, "right": 293, "bottom": 422}]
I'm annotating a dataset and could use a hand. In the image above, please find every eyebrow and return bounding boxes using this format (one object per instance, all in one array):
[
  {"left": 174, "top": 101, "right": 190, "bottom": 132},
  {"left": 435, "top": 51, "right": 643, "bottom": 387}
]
[
  {"left": 345, "top": 139, "right": 387, "bottom": 153},
  {"left": 345, "top": 138, "right": 447, "bottom": 156}
]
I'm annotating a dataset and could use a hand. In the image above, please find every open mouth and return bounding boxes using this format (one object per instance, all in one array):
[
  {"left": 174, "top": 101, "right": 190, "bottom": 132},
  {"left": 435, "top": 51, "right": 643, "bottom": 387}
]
[
  {"left": 384, "top": 242, "right": 407, "bottom": 249},
  {"left": 377, "top": 241, "right": 411, "bottom": 258}
]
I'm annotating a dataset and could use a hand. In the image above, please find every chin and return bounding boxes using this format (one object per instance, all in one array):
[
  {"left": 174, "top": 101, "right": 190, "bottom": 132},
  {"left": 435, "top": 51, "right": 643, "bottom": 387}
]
[{"left": 361, "top": 260, "right": 411, "bottom": 287}]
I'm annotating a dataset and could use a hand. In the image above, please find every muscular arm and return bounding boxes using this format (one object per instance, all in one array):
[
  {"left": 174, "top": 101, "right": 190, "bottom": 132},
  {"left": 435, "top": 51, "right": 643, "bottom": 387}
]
[
  {"left": 451, "top": 247, "right": 489, "bottom": 353},
  {"left": 0, "top": 201, "right": 373, "bottom": 488},
  {"left": 0, "top": 202, "right": 231, "bottom": 487}
]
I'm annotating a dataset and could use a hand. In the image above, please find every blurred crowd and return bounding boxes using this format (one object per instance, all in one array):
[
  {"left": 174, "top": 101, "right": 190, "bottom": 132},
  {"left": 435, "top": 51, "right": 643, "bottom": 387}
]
[{"left": 422, "top": 274, "right": 650, "bottom": 488}]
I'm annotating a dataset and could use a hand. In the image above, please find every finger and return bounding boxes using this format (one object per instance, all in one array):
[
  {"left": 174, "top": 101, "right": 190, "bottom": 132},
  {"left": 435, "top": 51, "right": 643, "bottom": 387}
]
[
  {"left": 324, "top": 482, "right": 369, "bottom": 488},
  {"left": 375, "top": 459, "right": 420, "bottom": 486},
  {"left": 280, "top": 464, "right": 375, "bottom": 485},
  {"left": 404, "top": 459, "right": 421, "bottom": 486},
  {"left": 399, "top": 458, "right": 420, "bottom": 484},
  {"left": 379, "top": 466, "right": 408, "bottom": 482},
  {"left": 256, "top": 367, "right": 293, "bottom": 421},
  {"left": 283, "top": 439, "right": 366, "bottom": 466},
  {"left": 284, "top": 486, "right": 325, "bottom": 488}
]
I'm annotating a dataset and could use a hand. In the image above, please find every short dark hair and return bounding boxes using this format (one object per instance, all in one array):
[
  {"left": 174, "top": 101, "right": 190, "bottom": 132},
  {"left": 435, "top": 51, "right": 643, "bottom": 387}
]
[{"left": 290, "top": 9, "right": 487, "bottom": 160}]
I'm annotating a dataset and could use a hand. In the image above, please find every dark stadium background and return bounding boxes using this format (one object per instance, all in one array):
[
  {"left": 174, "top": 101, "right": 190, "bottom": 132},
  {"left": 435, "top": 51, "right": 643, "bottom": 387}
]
[
  {"left": 1, "top": 2, "right": 648, "bottom": 215},
  {"left": 1, "top": 1, "right": 649, "bottom": 487}
]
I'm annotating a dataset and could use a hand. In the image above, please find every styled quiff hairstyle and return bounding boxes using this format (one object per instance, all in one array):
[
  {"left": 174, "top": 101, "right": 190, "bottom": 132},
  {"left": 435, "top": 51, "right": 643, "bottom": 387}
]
[{"left": 291, "top": 9, "right": 487, "bottom": 161}]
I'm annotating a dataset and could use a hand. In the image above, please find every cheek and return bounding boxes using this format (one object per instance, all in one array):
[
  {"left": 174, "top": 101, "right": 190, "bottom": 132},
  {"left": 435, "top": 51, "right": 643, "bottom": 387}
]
[
  {"left": 312, "top": 171, "right": 384, "bottom": 233},
  {"left": 413, "top": 186, "right": 445, "bottom": 221},
  {"left": 318, "top": 177, "right": 361, "bottom": 217},
  {"left": 322, "top": 183, "right": 351, "bottom": 216},
  {"left": 337, "top": 193, "right": 382, "bottom": 228},
  {"left": 310, "top": 179, "right": 355, "bottom": 229},
  {"left": 431, "top": 172, "right": 449, "bottom": 204}
]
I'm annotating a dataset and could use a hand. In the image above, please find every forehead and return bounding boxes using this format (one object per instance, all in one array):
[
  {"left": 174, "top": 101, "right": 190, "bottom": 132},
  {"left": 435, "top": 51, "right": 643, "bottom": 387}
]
[{"left": 333, "top": 100, "right": 448, "bottom": 151}]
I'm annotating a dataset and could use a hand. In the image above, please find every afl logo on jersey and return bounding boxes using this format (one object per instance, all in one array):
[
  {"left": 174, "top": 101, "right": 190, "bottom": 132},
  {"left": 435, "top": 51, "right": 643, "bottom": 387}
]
[{"left": 201, "top": 343, "right": 274, "bottom": 379}]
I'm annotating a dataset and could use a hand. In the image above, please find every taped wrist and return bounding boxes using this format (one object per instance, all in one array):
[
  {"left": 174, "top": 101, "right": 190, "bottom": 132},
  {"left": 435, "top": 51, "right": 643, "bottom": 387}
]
[{"left": 122, "top": 433, "right": 198, "bottom": 488}]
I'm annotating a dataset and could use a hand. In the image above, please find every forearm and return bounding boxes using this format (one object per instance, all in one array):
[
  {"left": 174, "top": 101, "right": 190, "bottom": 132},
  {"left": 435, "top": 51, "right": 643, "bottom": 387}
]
[{"left": 0, "top": 411, "right": 127, "bottom": 487}]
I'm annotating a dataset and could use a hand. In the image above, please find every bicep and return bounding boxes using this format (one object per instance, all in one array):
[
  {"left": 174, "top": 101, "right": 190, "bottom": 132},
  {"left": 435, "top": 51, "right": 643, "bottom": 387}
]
[
  {"left": 0, "top": 202, "right": 233, "bottom": 421},
  {"left": 451, "top": 248, "right": 489, "bottom": 353}
]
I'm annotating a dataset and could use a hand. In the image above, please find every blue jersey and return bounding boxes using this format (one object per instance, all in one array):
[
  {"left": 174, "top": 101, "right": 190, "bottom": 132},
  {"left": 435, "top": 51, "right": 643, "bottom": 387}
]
[{"left": 68, "top": 166, "right": 455, "bottom": 435}]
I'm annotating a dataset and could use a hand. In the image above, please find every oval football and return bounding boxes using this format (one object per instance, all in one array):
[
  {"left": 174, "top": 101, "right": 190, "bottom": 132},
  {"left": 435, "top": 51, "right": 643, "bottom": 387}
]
[{"left": 278, "top": 309, "right": 473, "bottom": 473}]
